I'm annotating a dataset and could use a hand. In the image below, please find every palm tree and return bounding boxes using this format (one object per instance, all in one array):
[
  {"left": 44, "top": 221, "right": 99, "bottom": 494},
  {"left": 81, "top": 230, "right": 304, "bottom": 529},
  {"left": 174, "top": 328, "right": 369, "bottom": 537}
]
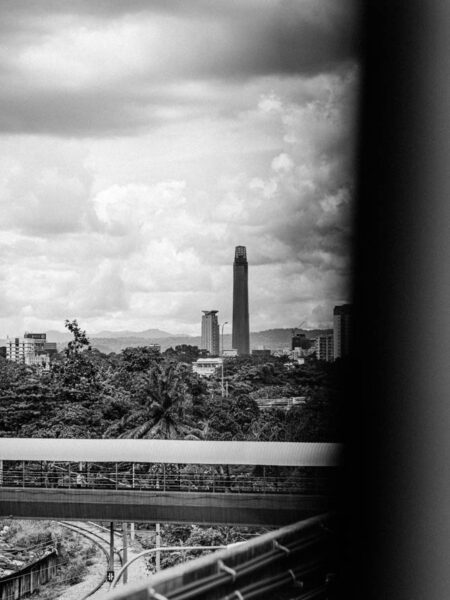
[{"left": 109, "top": 361, "right": 205, "bottom": 440}]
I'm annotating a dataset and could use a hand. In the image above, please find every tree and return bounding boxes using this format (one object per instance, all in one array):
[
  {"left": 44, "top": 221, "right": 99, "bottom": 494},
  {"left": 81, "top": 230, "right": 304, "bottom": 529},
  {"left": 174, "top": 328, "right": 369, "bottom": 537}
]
[
  {"left": 107, "top": 360, "right": 206, "bottom": 440},
  {"left": 120, "top": 346, "right": 161, "bottom": 372},
  {"left": 51, "top": 320, "right": 98, "bottom": 395},
  {"left": 207, "top": 395, "right": 259, "bottom": 441}
]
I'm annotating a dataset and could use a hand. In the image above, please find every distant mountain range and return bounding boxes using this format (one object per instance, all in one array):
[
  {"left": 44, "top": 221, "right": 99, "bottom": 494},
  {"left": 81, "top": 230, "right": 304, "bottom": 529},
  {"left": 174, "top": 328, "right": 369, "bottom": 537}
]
[
  {"left": 44, "top": 328, "right": 174, "bottom": 343},
  {"left": 46, "top": 327, "right": 332, "bottom": 354},
  {"left": 0, "top": 327, "right": 332, "bottom": 354}
]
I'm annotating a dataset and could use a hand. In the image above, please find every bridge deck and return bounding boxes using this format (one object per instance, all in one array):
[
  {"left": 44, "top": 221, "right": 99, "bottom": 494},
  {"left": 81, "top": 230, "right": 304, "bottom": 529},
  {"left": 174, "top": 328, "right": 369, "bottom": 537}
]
[{"left": 0, "top": 487, "right": 334, "bottom": 526}]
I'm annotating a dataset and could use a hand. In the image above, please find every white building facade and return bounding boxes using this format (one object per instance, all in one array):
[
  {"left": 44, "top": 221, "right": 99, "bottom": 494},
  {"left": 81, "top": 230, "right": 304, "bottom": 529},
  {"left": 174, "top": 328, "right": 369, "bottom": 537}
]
[
  {"left": 201, "top": 310, "right": 220, "bottom": 356},
  {"left": 192, "top": 357, "right": 223, "bottom": 377}
]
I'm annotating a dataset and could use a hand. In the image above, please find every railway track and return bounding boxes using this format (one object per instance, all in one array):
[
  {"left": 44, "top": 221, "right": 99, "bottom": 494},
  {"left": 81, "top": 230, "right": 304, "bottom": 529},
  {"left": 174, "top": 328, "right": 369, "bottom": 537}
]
[{"left": 57, "top": 521, "right": 123, "bottom": 599}]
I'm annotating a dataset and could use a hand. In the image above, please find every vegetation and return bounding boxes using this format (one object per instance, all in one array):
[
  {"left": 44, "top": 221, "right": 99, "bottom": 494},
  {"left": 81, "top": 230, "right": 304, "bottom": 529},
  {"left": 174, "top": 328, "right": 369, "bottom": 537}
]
[
  {"left": 0, "top": 320, "right": 346, "bottom": 585},
  {"left": 137, "top": 523, "right": 266, "bottom": 572},
  {"left": 0, "top": 519, "right": 97, "bottom": 592},
  {"left": 0, "top": 320, "right": 345, "bottom": 442}
]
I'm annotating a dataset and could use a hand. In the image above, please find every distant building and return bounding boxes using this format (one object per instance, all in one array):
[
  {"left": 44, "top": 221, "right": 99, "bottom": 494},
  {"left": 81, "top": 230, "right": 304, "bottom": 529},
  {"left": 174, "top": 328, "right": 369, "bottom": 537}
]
[
  {"left": 251, "top": 349, "right": 271, "bottom": 358},
  {"left": 273, "top": 348, "right": 291, "bottom": 358},
  {"left": 201, "top": 311, "right": 220, "bottom": 356},
  {"left": 7, "top": 337, "right": 39, "bottom": 364},
  {"left": 24, "top": 332, "right": 46, "bottom": 345},
  {"left": 232, "top": 246, "right": 250, "bottom": 355},
  {"left": 333, "top": 304, "right": 352, "bottom": 359},
  {"left": 223, "top": 349, "right": 238, "bottom": 358},
  {"left": 291, "top": 333, "right": 313, "bottom": 351},
  {"left": 192, "top": 357, "right": 223, "bottom": 377},
  {"left": 314, "top": 334, "right": 334, "bottom": 362},
  {"left": 255, "top": 396, "right": 306, "bottom": 411},
  {"left": 24, "top": 332, "right": 57, "bottom": 355},
  {"left": 7, "top": 332, "right": 57, "bottom": 368},
  {"left": 285, "top": 357, "right": 305, "bottom": 368}
]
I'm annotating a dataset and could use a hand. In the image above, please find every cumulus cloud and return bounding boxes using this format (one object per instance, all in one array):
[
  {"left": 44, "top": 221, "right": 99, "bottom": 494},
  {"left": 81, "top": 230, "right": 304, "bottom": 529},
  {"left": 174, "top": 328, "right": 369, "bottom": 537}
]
[{"left": 0, "top": 1, "right": 358, "bottom": 335}]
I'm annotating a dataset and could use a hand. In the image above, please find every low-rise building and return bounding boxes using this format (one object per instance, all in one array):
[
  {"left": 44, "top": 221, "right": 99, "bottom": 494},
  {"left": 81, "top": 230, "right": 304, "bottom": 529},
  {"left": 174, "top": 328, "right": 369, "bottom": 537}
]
[
  {"left": 223, "top": 349, "right": 238, "bottom": 358},
  {"left": 7, "top": 333, "right": 57, "bottom": 369},
  {"left": 192, "top": 357, "right": 223, "bottom": 377},
  {"left": 7, "top": 337, "right": 38, "bottom": 364},
  {"left": 251, "top": 349, "right": 271, "bottom": 358},
  {"left": 254, "top": 396, "right": 306, "bottom": 410}
]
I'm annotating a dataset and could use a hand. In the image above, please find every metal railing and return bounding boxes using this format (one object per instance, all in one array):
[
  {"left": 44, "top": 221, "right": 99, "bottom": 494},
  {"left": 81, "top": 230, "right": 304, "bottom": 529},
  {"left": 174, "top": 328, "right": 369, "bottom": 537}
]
[
  {"left": 107, "top": 513, "right": 337, "bottom": 600},
  {"left": 0, "top": 466, "right": 336, "bottom": 495}
]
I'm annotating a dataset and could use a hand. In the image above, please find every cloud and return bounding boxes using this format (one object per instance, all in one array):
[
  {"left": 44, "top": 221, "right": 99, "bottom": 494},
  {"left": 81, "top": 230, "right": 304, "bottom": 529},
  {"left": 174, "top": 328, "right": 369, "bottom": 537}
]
[
  {"left": 0, "top": 2, "right": 358, "bottom": 335},
  {"left": 0, "top": 0, "right": 359, "bottom": 136}
]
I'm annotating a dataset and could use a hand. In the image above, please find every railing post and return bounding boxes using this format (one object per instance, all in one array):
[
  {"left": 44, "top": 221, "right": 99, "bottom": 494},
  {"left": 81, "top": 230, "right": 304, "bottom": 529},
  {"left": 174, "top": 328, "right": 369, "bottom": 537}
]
[
  {"left": 263, "top": 466, "right": 266, "bottom": 494},
  {"left": 68, "top": 464, "right": 71, "bottom": 489},
  {"left": 22, "top": 461, "right": 25, "bottom": 488},
  {"left": 115, "top": 463, "right": 118, "bottom": 490},
  {"left": 132, "top": 463, "right": 135, "bottom": 489},
  {"left": 163, "top": 464, "right": 166, "bottom": 491}
]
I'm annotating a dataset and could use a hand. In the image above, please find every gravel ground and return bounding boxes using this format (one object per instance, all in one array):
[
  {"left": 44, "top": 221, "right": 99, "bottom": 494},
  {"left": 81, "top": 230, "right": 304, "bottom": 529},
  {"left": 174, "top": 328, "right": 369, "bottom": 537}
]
[
  {"left": 57, "top": 548, "right": 105, "bottom": 600},
  {"left": 55, "top": 537, "right": 150, "bottom": 600}
]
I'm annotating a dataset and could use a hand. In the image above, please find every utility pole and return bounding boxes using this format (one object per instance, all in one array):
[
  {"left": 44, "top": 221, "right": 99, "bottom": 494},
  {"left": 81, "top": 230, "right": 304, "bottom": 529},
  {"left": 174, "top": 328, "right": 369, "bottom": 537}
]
[
  {"left": 122, "top": 523, "right": 128, "bottom": 584},
  {"left": 155, "top": 523, "right": 161, "bottom": 571},
  {"left": 221, "top": 321, "right": 228, "bottom": 397},
  {"left": 108, "top": 522, "right": 115, "bottom": 585}
]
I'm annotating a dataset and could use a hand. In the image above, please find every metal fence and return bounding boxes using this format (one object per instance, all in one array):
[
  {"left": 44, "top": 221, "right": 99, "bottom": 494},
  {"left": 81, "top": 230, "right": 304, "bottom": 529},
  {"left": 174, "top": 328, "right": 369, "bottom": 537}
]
[{"left": 0, "top": 464, "right": 337, "bottom": 496}]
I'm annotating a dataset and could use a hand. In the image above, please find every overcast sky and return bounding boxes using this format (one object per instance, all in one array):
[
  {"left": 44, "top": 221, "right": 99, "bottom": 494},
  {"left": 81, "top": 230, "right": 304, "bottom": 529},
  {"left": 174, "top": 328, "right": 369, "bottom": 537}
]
[{"left": 0, "top": 0, "right": 359, "bottom": 336}]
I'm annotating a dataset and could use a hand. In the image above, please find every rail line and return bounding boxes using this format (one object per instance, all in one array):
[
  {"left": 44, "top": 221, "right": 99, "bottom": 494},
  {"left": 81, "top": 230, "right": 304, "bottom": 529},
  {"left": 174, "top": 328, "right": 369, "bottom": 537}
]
[{"left": 57, "top": 521, "right": 123, "bottom": 599}]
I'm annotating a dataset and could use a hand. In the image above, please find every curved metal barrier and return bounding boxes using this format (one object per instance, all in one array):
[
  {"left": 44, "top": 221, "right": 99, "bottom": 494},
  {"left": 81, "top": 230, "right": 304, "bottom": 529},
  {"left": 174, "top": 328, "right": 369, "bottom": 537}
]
[{"left": 106, "top": 513, "right": 337, "bottom": 600}]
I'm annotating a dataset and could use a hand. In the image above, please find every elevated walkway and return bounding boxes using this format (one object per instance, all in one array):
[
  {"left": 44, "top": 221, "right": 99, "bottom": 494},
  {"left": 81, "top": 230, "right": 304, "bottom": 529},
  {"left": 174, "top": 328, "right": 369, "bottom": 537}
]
[{"left": 0, "top": 439, "right": 340, "bottom": 525}]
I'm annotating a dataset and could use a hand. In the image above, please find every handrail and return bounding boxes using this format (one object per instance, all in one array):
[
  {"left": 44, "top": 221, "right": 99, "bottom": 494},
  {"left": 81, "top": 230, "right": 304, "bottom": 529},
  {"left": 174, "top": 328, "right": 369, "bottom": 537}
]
[
  {"left": 107, "top": 513, "right": 335, "bottom": 600},
  {"left": 0, "top": 467, "right": 336, "bottom": 495},
  {"left": 113, "top": 546, "right": 228, "bottom": 587}
]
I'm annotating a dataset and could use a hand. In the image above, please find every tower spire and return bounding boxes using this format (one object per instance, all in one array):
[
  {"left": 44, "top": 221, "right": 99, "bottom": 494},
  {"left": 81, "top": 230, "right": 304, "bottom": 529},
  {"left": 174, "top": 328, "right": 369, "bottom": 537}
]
[{"left": 232, "top": 246, "right": 250, "bottom": 355}]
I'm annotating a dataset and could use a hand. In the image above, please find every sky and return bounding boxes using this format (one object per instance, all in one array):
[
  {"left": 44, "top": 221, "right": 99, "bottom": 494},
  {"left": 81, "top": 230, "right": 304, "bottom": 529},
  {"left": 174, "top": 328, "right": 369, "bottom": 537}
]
[{"left": 0, "top": 0, "right": 359, "bottom": 336}]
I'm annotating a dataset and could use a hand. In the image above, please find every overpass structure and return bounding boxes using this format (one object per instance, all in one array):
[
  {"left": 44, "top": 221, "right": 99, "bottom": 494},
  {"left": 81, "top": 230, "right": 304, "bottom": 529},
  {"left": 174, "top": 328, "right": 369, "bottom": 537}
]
[{"left": 0, "top": 439, "right": 341, "bottom": 526}]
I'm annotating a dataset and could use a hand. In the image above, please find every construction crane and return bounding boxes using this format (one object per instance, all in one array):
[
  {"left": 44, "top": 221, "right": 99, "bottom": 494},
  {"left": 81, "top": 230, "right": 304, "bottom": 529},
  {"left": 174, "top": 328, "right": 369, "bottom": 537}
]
[{"left": 291, "top": 320, "right": 306, "bottom": 338}]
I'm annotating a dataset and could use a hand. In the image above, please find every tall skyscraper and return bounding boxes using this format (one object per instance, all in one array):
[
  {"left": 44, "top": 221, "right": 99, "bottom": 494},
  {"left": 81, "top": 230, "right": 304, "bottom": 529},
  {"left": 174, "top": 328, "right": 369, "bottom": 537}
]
[
  {"left": 232, "top": 245, "right": 250, "bottom": 355},
  {"left": 333, "top": 304, "right": 352, "bottom": 359},
  {"left": 201, "top": 310, "right": 220, "bottom": 356}
]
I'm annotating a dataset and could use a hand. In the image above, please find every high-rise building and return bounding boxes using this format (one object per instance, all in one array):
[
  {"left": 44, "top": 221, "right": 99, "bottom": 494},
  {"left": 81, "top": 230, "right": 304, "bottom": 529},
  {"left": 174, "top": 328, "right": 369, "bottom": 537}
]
[
  {"left": 201, "top": 310, "right": 220, "bottom": 356},
  {"left": 315, "top": 334, "right": 334, "bottom": 362},
  {"left": 333, "top": 304, "right": 352, "bottom": 359},
  {"left": 232, "top": 246, "right": 250, "bottom": 355}
]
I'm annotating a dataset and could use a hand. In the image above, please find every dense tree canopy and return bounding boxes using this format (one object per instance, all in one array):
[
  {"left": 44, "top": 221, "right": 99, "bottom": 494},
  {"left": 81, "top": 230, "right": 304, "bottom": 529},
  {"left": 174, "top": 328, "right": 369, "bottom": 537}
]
[{"left": 0, "top": 320, "right": 345, "bottom": 442}]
